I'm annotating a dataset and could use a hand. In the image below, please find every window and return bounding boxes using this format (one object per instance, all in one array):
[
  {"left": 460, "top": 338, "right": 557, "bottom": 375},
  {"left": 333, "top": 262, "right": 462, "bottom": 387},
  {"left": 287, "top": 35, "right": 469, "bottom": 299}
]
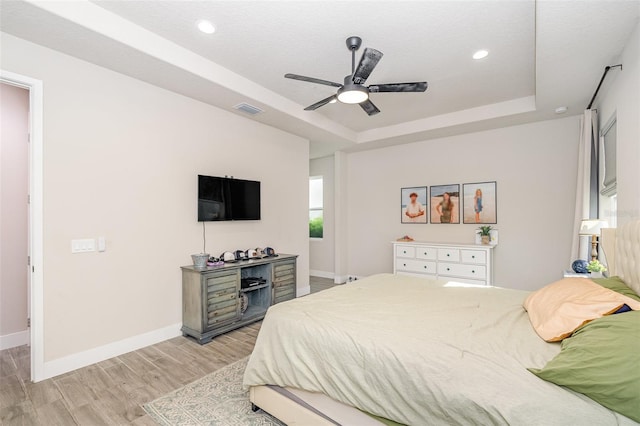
[
  {"left": 600, "top": 117, "right": 617, "bottom": 197},
  {"left": 599, "top": 116, "right": 617, "bottom": 227},
  {"left": 309, "top": 176, "right": 323, "bottom": 238}
]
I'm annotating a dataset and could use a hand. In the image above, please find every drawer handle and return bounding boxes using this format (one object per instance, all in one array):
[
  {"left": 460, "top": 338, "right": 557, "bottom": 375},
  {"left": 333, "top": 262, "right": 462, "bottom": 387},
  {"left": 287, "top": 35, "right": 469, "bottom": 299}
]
[
  {"left": 447, "top": 254, "right": 450, "bottom": 257},
  {"left": 472, "top": 255, "right": 475, "bottom": 259},
  {"left": 447, "top": 267, "right": 450, "bottom": 271},
  {"left": 423, "top": 266, "right": 427, "bottom": 269},
  {"left": 403, "top": 263, "right": 407, "bottom": 267},
  {"left": 472, "top": 270, "right": 475, "bottom": 274},
  {"left": 403, "top": 251, "right": 407, "bottom": 254}
]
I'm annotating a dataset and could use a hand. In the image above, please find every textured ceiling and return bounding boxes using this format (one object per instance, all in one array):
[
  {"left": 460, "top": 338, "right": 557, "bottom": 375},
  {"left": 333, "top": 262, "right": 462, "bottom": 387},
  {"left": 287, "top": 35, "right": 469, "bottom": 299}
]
[{"left": 1, "top": 0, "right": 639, "bottom": 157}]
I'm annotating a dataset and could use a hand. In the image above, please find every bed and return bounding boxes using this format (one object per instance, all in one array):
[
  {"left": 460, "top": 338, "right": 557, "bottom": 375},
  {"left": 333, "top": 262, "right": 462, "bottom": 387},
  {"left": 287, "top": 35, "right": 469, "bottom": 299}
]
[{"left": 243, "top": 221, "right": 640, "bottom": 425}]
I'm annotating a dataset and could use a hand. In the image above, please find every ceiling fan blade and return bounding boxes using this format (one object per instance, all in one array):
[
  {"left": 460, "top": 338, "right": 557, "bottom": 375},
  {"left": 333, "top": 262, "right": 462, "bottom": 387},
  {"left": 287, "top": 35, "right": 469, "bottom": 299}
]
[
  {"left": 368, "top": 82, "right": 428, "bottom": 93},
  {"left": 359, "top": 99, "right": 380, "bottom": 116},
  {"left": 285, "top": 73, "right": 342, "bottom": 88},
  {"left": 304, "top": 95, "right": 337, "bottom": 111},
  {"left": 352, "top": 48, "right": 383, "bottom": 84}
]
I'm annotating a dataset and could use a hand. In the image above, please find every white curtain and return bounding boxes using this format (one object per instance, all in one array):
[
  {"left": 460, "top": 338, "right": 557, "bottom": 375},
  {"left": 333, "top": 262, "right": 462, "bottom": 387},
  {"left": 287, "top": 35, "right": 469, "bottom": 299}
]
[{"left": 570, "top": 109, "right": 598, "bottom": 263}]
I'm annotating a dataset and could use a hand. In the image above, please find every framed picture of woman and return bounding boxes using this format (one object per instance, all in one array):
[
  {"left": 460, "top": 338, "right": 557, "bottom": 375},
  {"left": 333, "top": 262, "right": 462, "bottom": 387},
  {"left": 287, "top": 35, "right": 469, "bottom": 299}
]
[
  {"left": 462, "top": 181, "right": 497, "bottom": 224},
  {"left": 430, "top": 184, "right": 460, "bottom": 224},
  {"left": 401, "top": 186, "right": 428, "bottom": 223}
]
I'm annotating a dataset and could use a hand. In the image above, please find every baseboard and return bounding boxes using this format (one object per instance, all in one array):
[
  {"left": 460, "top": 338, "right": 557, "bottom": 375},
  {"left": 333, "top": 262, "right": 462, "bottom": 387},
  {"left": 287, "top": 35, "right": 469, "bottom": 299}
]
[
  {"left": 41, "top": 322, "right": 182, "bottom": 381},
  {"left": 297, "top": 285, "right": 311, "bottom": 297},
  {"left": 309, "top": 270, "right": 334, "bottom": 279},
  {"left": 0, "top": 329, "right": 29, "bottom": 350}
]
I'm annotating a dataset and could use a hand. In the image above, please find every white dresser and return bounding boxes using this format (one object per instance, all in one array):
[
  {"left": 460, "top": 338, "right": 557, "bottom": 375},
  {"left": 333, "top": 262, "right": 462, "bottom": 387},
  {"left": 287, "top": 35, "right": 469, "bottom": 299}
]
[{"left": 393, "top": 241, "right": 495, "bottom": 285}]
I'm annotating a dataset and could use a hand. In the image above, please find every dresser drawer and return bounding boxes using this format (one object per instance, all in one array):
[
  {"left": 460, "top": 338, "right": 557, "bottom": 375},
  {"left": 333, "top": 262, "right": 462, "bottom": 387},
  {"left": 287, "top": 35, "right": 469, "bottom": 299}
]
[
  {"left": 396, "top": 245, "right": 416, "bottom": 258},
  {"left": 415, "top": 247, "right": 437, "bottom": 260},
  {"left": 438, "top": 249, "right": 460, "bottom": 262},
  {"left": 396, "top": 259, "right": 436, "bottom": 274},
  {"left": 438, "top": 263, "right": 486, "bottom": 280},
  {"left": 460, "top": 250, "right": 486, "bottom": 264}
]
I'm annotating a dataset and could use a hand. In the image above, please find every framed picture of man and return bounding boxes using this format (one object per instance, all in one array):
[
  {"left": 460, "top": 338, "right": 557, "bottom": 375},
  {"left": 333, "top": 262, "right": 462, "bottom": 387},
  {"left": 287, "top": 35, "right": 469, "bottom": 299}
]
[
  {"left": 401, "top": 187, "right": 428, "bottom": 223},
  {"left": 430, "top": 184, "right": 460, "bottom": 224},
  {"left": 463, "top": 181, "right": 497, "bottom": 224}
]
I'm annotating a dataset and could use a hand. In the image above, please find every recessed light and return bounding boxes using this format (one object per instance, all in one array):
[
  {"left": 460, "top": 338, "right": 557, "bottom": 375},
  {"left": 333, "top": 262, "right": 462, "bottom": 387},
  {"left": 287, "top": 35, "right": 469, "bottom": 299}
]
[
  {"left": 197, "top": 20, "right": 215, "bottom": 34},
  {"left": 555, "top": 106, "right": 568, "bottom": 114},
  {"left": 473, "top": 50, "right": 489, "bottom": 60}
]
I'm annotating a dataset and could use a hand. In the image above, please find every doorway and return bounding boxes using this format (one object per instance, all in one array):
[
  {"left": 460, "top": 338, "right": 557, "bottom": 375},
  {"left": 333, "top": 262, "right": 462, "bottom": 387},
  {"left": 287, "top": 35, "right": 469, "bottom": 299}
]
[
  {"left": 0, "top": 82, "right": 29, "bottom": 352},
  {"left": 0, "top": 70, "right": 44, "bottom": 382}
]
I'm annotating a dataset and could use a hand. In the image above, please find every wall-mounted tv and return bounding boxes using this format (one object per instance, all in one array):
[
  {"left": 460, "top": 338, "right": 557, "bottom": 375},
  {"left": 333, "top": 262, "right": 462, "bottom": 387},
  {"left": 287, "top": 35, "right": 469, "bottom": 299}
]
[{"left": 198, "top": 175, "right": 261, "bottom": 221}]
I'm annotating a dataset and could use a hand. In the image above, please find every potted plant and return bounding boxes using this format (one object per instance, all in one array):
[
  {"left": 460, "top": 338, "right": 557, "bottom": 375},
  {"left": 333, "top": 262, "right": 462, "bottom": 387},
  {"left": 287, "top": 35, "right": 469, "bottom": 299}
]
[
  {"left": 478, "top": 226, "right": 492, "bottom": 245},
  {"left": 586, "top": 259, "right": 607, "bottom": 278}
]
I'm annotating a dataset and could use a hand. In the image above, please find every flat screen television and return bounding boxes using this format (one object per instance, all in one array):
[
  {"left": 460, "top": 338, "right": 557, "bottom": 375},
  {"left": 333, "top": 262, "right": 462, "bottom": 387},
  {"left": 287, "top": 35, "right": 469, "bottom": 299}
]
[{"left": 198, "top": 175, "right": 261, "bottom": 221}]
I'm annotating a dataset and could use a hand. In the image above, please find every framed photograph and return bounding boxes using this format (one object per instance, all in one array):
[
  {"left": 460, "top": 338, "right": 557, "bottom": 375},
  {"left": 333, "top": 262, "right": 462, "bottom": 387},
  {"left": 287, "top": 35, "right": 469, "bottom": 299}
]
[
  {"left": 401, "top": 187, "right": 428, "bottom": 223},
  {"left": 430, "top": 184, "right": 460, "bottom": 224},
  {"left": 463, "top": 181, "right": 497, "bottom": 224}
]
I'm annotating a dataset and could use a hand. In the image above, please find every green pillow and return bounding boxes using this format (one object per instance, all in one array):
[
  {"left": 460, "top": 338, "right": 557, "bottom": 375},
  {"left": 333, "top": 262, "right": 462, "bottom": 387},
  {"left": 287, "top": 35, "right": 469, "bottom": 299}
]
[
  {"left": 592, "top": 276, "right": 640, "bottom": 302},
  {"left": 529, "top": 311, "right": 640, "bottom": 422}
]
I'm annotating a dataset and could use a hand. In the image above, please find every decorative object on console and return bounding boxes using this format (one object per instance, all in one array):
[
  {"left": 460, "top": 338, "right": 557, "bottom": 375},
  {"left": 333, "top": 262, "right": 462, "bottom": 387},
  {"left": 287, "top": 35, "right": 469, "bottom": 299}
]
[
  {"left": 586, "top": 259, "right": 607, "bottom": 277},
  {"left": 571, "top": 259, "right": 589, "bottom": 273},
  {"left": 191, "top": 253, "right": 209, "bottom": 268},
  {"left": 478, "top": 226, "right": 492, "bottom": 245},
  {"left": 579, "top": 219, "right": 608, "bottom": 261},
  {"left": 221, "top": 251, "right": 237, "bottom": 263},
  {"left": 430, "top": 184, "right": 460, "bottom": 224},
  {"left": 401, "top": 187, "right": 428, "bottom": 223},
  {"left": 397, "top": 235, "right": 414, "bottom": 242},
  {"left": 463, "top": 181, "right": 497, "bottom": 224}
]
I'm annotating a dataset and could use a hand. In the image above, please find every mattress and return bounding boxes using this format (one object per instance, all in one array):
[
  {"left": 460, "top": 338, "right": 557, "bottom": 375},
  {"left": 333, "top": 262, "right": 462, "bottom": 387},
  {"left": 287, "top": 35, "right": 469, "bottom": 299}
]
[{"left": 243, "top": 273, "right": 636, "bottom": 425}]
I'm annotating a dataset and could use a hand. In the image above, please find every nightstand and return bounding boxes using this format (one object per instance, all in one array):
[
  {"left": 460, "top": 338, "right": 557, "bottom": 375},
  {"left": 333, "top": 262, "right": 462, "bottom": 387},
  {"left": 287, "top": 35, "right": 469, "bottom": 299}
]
[{"left": 563, "top": 270, "right": 590, "bottom": 278}]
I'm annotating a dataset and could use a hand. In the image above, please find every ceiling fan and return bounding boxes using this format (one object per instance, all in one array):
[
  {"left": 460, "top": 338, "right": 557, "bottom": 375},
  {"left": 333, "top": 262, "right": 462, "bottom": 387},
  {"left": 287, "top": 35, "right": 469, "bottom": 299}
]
[{"left": 285, "top": 36, "right": 428, "bottom": 116}]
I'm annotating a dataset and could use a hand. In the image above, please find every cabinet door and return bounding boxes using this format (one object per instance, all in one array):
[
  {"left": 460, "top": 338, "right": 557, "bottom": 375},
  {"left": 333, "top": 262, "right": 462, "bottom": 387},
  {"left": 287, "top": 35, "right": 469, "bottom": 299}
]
[
  {"left": 273, "top": 261, "right": 296, "bottom": 304},
  {"left": 204, "top": 271, "right": 240, "bottom": 329}
]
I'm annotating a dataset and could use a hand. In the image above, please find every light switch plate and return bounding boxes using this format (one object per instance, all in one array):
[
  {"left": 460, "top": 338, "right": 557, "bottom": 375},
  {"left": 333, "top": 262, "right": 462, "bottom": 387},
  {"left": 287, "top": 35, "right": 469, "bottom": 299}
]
[{"left": 71, "top": 239, "right": 96, "bottom": 253}]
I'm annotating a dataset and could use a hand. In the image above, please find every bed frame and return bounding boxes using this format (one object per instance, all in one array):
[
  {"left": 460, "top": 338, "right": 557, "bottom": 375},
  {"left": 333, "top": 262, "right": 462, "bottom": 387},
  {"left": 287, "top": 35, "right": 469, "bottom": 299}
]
[{"left": 250, "top": 220, "right": 640, "bottom": 425}]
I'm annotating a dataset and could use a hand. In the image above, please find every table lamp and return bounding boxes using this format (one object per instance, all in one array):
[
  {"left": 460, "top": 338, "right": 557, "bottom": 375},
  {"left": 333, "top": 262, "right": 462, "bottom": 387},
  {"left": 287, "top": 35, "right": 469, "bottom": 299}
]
[{"left": 579, "top": 219, "right": 608, "bottom": 261}]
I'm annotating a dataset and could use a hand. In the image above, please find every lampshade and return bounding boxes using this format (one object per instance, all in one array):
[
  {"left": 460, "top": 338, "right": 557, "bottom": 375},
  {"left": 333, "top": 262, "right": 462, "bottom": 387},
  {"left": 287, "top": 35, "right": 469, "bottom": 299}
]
[
  {"left": 579, "top": 219, "right": 608, "bottom": 236},
  {"left": 337, "top": 85, "right": 369, "bottom": 104}
]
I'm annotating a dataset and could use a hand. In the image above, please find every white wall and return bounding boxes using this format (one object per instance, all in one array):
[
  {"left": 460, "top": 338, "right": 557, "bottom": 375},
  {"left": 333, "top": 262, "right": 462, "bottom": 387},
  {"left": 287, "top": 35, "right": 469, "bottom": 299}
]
[
  {"left": 309, "top": 156, "right": 335, "bottom": 277},
  {"left": 1, "top": 33, "right": 309, "bottom": 365},
  {"left": 595, "top": 23, "right": 640, "bottom": 225},
  {"left": 346, "top": 116, "right": 581, "bottom": 291},
  {"left": 0, "top": 82, "right": 29, "bottom": 348}
]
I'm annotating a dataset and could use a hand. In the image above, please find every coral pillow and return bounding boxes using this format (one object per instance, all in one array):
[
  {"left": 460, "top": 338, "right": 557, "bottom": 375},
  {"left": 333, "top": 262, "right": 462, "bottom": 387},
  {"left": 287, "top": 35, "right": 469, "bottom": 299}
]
[{"left": 523, "top": 278, "right": 640, "bottom": 342}]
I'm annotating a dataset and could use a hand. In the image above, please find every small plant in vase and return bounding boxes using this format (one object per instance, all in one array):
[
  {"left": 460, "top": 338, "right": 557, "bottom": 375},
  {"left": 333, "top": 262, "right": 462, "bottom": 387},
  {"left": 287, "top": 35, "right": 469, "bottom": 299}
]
[
  {"left": 478, "top": 226, "right": 492, "bottom": 245},
  {"left": 586, "top": 260, "right": 607, "bottom": 277}
]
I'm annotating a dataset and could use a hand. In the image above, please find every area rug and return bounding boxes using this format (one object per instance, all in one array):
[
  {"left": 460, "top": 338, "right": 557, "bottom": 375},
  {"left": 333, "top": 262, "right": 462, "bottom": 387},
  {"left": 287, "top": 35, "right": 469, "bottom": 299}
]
[{"left": 144, "top": 357, "right": 284, "bottom": 425}]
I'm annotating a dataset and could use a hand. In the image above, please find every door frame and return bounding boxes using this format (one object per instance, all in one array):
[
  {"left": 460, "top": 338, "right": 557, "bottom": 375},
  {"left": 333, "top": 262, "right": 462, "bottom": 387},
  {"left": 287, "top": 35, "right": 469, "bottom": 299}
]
[{"left": 1, "top": 70, "right": 44, "bottom": 382}]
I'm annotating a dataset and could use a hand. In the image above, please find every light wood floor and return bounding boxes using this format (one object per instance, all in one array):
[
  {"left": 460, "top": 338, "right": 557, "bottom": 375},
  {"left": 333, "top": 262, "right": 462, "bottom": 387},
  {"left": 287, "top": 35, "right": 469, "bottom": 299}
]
[{"left": 0, "top": 277, "right": 336, "bottom": 426}]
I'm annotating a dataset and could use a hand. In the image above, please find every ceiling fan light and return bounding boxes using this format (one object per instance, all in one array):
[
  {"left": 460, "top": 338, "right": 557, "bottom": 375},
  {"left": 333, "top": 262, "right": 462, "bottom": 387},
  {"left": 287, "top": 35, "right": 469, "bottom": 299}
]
[{"left": 337, "top": 87, "right": 369, "bottom": 104}]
